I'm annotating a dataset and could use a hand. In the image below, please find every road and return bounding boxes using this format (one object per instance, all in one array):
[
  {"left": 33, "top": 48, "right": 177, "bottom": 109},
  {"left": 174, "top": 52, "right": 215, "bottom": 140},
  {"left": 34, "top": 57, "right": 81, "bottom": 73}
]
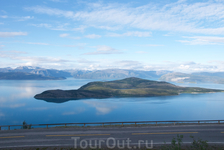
[{"left": 0, "top": 124, "right": 224, "bottom": 149}]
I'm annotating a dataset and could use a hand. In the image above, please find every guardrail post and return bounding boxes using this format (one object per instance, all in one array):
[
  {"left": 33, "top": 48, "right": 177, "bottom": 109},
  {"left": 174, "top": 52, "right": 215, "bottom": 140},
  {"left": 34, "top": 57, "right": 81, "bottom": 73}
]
[
  {"left": 174, "top": 122, "right": 175, "bottom": 125},
  {"left": 102, "top": 123, "right": 104, "bottom": 127},
  {"left": 156, "top": 122, "right": 157, "bottom": 126},
  {"left": 84, "top": 123, "right": 85, "bottom": 127},
  {"left": 135, "top": 122, "right": 136, "bottom": 127},
  {"left": 8, "top": 126, "right": 10, "bottom": 130},
  {"left": 0, "top": 126, "right": 1, "bottom": 130},
  {"left": 198, "top": 121, "right": 200, "bottom": 124},
  {"left": 46, "top": 125, "right": 48, "bottom": 129},
  {"left": 218, "top": 121, "right": 220, "bottom": 124},
  {"left": 65, "top": 124, "right": 67, "bottom": 127},
  {"left": 122, "top": 123, "right": 123, "bottom": 127}
]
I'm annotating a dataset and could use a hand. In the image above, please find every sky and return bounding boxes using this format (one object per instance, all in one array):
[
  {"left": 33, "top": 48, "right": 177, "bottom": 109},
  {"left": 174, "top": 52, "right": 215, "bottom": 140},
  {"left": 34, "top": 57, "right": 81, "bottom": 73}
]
[{"left": 0, "top": 0, "right": 224, "bottom": 72}]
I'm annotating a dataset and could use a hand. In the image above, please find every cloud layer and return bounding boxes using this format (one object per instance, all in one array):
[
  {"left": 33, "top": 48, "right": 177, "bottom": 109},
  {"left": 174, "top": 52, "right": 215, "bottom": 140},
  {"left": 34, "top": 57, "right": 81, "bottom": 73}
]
[
  {"left": 26, "top": 1, "right": 224, "bottom": 35},
  {"left": 0, "top": 32, "right": 27, "bottom": 37},
  {"left": 84, "top": 46, "right": 122, "bottom": 55}
]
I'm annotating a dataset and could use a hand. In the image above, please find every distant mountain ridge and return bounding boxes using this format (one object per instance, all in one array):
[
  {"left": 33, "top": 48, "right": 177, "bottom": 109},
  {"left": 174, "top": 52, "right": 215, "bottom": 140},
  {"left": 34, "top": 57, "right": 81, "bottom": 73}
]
[
  {"left": 0, "top": 66, "right": 172, "bottom": 80},
  {"left": 1, "top": 66, "right": 224, "bottom": 82},
  {"left": 72, "top": 69, "right": 172, "bottom": 79},
  {"left": 0, "top": 66, "right": 72, "bottom": 78},
  {"left": 0, "top": 72, "right": 65, "bottom": 80},
  {"left": 160, "top": 72, "right": 224, "bottom": 84}
]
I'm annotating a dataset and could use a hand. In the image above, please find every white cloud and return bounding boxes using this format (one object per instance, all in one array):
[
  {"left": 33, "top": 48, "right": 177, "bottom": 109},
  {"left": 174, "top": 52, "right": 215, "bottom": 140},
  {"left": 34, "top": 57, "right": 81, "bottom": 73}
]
[
  {"left": 51, "top": 23, "right": 69, "bottom": 31},
  {"left": 84, "top": 45, "right": 122, "bottom": 55},
  {"left": 0, "top": 32, "right": 27, "bottom": 37},
  {"left": 178, "top": 36, "right": 224, "bottom": 45},
  {"left": 1, "top": 10, "right": 7, "bottom": 14},
  {"left": 2, "top": 48, "right": 224, "bottom": 71},
  {"left": 25, "top": 1, "right": 224, "bottom": 35},
  {"left": 50, "top": 0, "right": 67, "bottom": 2},
  {"left": 144, "top": 61, "right": 222, "bottom": 72},
  {"left": 0, "top": 50, "right": 71, "bottom": 67},
  {"left": 72, "top": 26, "right": 86, "bottom": 32},
  {"left": 0, "top": 23, "right": 4, "bottom": 25},
  {"left": 15, "top": 16, "right": 34, "bottom": 21},
  {"left": 63, "top": 43, "right": 86, "bottom": 49},
  {"left": 31, "top": 23, "right": 52, "bottom": 28},
  {"left": 138, "top": 44, "right": 164, "bottom": 47},
  {"left": 93, "top": 25, "right": 121, "bottom": 31},
  {"left": 108, "top": 31, "right": 151, "bottom": 37},
  {"left": 113, "top": 60, "right": 144, "bottom": 70},
  {"left": 26, "top": 42, "right": 49, "bottom": 45},
  {"left": 0, "top": 45, "right": 5, "bottom": 48},
  {"left": 77, "top": 59, "right": 98, "bottom": 64},
  {"left": 59, "top": 33, "right": 81, "bottom": 39},
  {"left": 31, "top": 23, "right": 69, "bottom": 31},
  {"left": 136, "top": 51, "right": 147, "bottom": 54},
  {"left": 59, "top": 33, "right": 69, "bottom": 37},
  {"left": 0, "top": 15, "right": 7, "bottom": 18},
  {"left": 85, "top": 34, "right": 101, "bottom": 39},
  {"left": 70, "top": 37, "right": 81, "bottom": 40}
]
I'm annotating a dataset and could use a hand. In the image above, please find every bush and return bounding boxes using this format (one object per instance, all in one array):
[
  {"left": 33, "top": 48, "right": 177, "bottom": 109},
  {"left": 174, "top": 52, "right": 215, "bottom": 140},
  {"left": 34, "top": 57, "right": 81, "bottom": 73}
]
[
  {"left": 161, "top": 134, "right": 183, "bottom": 150},
  {"left": 160, "top": 135, "right": 220, "bottom": 150},
  {"left": 22, "top": 121, "right": 31, "bottom": 129}
]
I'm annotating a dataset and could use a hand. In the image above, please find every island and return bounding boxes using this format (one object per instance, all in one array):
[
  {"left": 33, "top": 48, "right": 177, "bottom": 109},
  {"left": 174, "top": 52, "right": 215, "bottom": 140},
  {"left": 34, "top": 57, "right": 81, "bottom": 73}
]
[{"left": 34, "top": 77, "right": 224, "bottom": 103}]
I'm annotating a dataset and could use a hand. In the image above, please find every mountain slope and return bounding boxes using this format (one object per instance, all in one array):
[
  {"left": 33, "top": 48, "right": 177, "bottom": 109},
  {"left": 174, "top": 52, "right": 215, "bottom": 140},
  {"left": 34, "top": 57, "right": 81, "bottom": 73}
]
[
  {"left": 72, "top": 69, "right": 171, "bottom": 79},
  {"left": 0, "top": 72, "right": 65, "bottom": 80},
  {"left": 160, "top": 72, "right": 224, "bottom": 84},
  {"left": 0, "top": 66, "right": 172, "bottom": 79}
]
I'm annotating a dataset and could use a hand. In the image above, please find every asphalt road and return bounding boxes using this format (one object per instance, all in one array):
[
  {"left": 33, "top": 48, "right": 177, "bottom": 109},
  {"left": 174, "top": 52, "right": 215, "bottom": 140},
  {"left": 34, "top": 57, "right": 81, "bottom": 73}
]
[{"left": 0, "top": 124, "right": 224, "bottom": 149}]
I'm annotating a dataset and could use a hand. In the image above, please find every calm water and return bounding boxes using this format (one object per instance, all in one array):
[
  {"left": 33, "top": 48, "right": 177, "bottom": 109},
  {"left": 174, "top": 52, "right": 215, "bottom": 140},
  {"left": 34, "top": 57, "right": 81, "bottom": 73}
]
[{"left": 0, "top": 78, "right": 224, "bottom": 126}]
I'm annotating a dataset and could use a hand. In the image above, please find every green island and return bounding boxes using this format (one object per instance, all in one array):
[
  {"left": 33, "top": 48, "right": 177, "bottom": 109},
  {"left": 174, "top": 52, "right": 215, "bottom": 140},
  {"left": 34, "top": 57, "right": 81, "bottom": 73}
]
[{"left": 34, "top": 77, "right": 224, "bottom": 103}]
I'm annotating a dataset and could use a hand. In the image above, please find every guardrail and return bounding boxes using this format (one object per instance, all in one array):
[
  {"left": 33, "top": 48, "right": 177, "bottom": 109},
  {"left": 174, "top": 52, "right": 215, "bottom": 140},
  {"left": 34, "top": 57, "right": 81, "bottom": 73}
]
[{"left": 0, "top": 120, "right": 224, "bottom": 131}]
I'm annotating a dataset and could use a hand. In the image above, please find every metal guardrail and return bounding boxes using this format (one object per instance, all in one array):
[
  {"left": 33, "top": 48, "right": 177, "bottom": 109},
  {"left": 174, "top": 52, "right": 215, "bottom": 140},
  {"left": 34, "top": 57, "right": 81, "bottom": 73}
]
[{"left": 0, "top": 120, "right": 223, "bottom": 130}]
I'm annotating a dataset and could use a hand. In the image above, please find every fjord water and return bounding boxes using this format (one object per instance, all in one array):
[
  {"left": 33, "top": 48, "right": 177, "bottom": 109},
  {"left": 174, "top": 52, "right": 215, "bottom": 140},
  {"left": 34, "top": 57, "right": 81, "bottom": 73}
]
[{"left": 0, "top": 78, "right": 224, "bottom": 126}]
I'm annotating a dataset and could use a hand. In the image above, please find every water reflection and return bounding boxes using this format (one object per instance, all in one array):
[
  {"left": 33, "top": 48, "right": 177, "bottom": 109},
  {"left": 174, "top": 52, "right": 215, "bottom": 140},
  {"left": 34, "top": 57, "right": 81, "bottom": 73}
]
[
  {"left": 62, "top": 107, "right": 86, "bottom": 115},
  {"left": 84, "top": 101, "right": 118, "bottom": 115},
  {"left": 0, "top": 79, "right": 224, "bottom": 125},
  {"left": 0, "top": 112, "right": 5, "bottom": 117},
  {"left": 26, "top": 107, "right": 49, "bottom": 111}
]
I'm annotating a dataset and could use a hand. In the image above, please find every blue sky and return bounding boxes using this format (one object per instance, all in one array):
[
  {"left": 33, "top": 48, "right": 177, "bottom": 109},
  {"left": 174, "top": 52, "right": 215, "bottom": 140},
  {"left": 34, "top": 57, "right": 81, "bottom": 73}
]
[{"left": 0, "top": 0, "right": 224, "bottom": 72}]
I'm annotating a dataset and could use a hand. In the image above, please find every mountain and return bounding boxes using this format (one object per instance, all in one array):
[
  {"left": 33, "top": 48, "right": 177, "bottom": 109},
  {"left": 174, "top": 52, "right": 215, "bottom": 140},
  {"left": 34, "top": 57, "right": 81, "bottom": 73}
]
[
  {"left": 159, "top": 72, "right": 224, "bottom": 84},
  {"left": 34, "top": 77, "right": 223, "bottom": 103},
  {"left": 0, "top": 72, "right": 65, "bottom": 80},
  {"left": 192, "top": 72, "right": 224, "bottom": 78},
  {"left": 14, "top": 66, "right": 42, "bottom": 72},
  {"left": 0, "top": 66, "right": 172, "bottom": 79},
  {"left": 14, "top": 66, "right": 72, "bottom": 78},
  {"left": 71, "top": 69, "right": 171, "bottom": 79},
  {"left": 0, "top": 66, "right": 72, "bottom": 78},
  {"left": 0, "top": 67, "right": 13, "bottom": 72},
  {"left": 29, "top": 69, "right": 72, "bottom": 78}
]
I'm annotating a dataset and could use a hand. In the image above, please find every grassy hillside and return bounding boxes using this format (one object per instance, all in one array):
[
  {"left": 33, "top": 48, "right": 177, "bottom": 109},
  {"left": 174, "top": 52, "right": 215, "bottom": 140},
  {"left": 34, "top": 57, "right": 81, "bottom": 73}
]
[{"left": 34, "top": 77, "right": 223, "bottom": 102}]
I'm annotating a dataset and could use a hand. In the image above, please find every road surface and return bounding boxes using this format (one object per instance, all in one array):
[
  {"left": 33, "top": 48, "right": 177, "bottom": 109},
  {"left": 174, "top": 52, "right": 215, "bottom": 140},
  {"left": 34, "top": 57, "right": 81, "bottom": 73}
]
[{"left": 0, "top": 124, "right": 224, "bottom": 149}]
